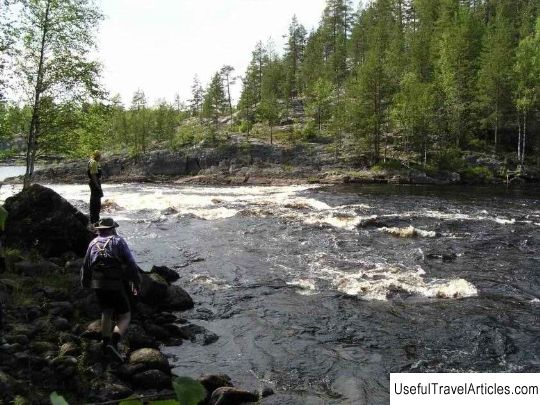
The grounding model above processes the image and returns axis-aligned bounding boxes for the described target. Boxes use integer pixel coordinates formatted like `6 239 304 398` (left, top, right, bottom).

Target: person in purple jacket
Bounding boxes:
81 217 141 362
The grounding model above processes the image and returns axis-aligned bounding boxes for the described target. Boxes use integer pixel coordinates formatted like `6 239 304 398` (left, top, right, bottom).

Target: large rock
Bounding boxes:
161 285 194 311
3 184 93 257
210 387 259 405
128 348 170 374
131 369 171 390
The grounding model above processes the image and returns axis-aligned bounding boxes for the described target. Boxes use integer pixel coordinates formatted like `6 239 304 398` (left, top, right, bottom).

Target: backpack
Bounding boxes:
90 236 123 286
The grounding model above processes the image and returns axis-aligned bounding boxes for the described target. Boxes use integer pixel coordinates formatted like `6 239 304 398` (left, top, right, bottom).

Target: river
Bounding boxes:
1 180 539 404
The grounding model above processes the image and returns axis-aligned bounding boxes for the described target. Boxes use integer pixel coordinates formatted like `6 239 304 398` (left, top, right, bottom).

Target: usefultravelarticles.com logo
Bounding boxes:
390 373 540 405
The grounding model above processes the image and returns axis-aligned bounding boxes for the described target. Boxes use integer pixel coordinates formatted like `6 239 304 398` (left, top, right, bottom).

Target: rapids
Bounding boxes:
1 182 539 404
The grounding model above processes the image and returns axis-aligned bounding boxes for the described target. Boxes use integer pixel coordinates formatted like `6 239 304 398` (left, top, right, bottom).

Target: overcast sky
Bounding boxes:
97 0 328 107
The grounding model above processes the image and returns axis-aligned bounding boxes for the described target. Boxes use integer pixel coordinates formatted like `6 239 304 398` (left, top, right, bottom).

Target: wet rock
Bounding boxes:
48 301 75 318
51 355 78 377
203 332 219 346
126 324 159 350
161 284 194 311
154 312 178 325
3 184 93 257
144 323 171 341
199 374 233 401
14 259 61 276
261 387 274 398
11 323 39 338
128 348 171 374
39 287 69 301
210 387 259 405
0 370 19 398
90 380 133 401
53 317 70 331
65 258 85 274
30 341 57 354
59 342 80 357
152 265 180 283
176 324 205 340
131 369 172 390
139 272 169 305
4 334 29 346
81 320 102 340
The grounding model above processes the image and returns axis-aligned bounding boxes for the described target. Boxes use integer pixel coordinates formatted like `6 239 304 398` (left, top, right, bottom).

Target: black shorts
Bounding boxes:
95 288 130 314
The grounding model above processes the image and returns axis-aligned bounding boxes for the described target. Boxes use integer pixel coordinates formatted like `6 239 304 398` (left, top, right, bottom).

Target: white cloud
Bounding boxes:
97 0 327 106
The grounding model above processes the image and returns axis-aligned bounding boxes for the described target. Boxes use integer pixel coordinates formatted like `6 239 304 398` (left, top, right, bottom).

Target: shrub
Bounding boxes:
435 148 465 171
460 166 493 184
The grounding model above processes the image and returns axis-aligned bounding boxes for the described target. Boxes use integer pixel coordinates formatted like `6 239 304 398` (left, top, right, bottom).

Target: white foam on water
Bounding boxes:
286 279 317 295
290 255 477 301
494 217 515 225
380 225 437 238
190 274 231 291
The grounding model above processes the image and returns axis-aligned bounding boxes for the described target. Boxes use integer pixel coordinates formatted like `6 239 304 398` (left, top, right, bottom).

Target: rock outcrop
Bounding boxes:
2 184 93 257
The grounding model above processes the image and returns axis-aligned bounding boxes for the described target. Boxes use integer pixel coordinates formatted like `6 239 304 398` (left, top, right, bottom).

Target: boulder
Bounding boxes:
128 348 170 374
210 387 259 405
3 184 93 257
199 374 233 402
161 285 194 311
14 259 61 276
139 272 169 305
126 324 159 350
81 320 102 340
151 265 180 283
131 369 171 390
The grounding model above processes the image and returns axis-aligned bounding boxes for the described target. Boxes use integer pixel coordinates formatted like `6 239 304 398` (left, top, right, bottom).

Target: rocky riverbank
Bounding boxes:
0 185 271 404
4 143 538 186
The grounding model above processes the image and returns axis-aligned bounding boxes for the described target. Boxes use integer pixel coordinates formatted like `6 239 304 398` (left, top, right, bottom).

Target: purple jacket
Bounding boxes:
81 235 140 289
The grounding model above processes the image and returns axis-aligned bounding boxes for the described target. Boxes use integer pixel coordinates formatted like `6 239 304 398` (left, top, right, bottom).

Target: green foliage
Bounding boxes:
460 166 493 183
173 121 205 149
172 377 207 405
49 392 69 405
435 148 465 172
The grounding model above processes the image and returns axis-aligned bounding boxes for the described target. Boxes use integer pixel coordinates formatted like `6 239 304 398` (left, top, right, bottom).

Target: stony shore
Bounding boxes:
4 143 538 187
0 185 270 404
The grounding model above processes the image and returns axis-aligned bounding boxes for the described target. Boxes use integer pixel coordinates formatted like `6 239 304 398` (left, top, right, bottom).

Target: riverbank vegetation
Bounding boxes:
1 0 539 181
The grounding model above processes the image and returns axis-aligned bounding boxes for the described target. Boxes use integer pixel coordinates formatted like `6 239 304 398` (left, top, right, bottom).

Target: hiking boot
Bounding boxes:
105 344 124 363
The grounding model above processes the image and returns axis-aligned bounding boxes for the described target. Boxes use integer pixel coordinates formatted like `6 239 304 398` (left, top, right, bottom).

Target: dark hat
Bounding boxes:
93 217 119 229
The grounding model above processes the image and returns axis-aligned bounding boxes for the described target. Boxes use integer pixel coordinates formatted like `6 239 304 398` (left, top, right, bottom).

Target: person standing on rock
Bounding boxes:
81 217 141 362
88 150 103 225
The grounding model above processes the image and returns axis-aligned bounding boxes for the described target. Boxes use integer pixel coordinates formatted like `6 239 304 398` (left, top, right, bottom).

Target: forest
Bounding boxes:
1 0 540 177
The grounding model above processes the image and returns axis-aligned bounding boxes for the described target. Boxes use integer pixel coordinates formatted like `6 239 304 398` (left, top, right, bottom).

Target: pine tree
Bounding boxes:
130 89 149 153
476 4 514 151
202 72 227 141
320 0 353 85
189 75 204 117
219 65 236 123
284 15 307 100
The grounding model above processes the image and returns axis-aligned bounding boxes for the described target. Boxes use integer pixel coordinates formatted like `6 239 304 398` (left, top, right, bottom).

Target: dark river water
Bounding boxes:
2 182 539 404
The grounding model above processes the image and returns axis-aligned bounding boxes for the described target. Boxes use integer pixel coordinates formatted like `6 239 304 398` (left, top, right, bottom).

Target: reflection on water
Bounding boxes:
1 182 539 404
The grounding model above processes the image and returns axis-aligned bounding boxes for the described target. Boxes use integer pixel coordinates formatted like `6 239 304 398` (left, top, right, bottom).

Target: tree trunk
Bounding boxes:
494 100 498 152
521 110 527 166
517 111 522 163
24 0 51 189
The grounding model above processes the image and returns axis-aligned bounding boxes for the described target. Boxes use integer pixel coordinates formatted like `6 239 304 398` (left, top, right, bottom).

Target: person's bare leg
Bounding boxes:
113 311 131 336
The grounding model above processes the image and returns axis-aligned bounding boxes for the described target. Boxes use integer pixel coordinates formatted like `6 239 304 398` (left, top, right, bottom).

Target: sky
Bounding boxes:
97 0 328 107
